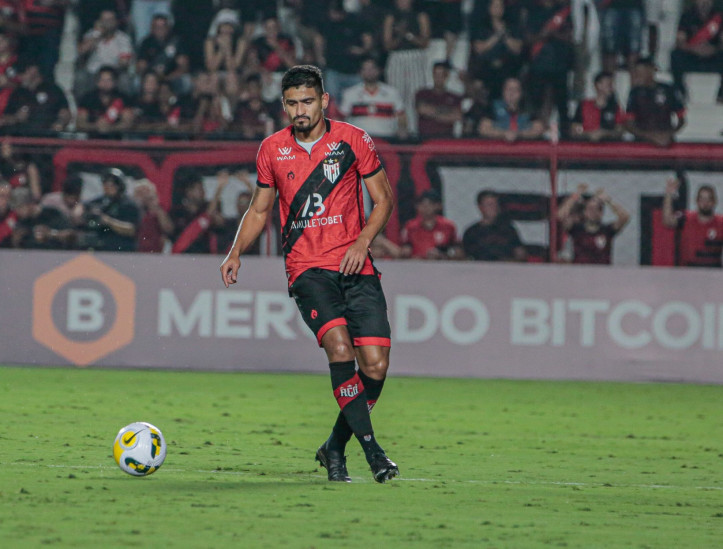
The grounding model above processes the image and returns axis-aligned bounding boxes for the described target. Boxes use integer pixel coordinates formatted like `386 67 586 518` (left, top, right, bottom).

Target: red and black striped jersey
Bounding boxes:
256 118 383 284
19 0 66 35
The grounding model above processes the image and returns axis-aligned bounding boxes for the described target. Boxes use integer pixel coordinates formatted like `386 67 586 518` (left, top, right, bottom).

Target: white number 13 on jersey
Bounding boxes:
301 193 325 218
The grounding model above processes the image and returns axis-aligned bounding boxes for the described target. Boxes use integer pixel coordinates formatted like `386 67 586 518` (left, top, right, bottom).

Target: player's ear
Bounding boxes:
321 92 329 111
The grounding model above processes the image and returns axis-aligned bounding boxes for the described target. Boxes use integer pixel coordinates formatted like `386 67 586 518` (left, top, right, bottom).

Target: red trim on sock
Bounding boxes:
333 373 365 410
317 317 347 346
353 336 391 347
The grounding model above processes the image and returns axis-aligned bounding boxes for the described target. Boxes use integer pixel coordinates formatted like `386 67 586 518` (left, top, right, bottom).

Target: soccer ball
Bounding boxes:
112 422 167 476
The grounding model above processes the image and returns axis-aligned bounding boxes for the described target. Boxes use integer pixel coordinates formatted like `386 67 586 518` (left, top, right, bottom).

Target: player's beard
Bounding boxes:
293 115 316 134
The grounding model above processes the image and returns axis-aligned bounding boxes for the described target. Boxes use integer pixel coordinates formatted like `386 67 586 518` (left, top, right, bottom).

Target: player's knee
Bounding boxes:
362 357 389 380
325 340 355 362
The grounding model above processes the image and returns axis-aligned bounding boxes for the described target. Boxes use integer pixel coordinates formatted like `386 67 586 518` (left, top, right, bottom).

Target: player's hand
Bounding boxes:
339 240 368 275
220 254 241 288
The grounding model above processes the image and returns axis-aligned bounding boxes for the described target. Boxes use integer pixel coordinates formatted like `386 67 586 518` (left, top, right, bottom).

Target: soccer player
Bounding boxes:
220 65 399 483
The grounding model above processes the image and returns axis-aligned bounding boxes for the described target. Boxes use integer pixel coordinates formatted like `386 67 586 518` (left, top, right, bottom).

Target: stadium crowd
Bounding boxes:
0 0 721 265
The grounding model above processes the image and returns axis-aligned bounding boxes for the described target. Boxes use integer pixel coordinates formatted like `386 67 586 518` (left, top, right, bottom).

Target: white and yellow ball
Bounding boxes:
113 422 167 476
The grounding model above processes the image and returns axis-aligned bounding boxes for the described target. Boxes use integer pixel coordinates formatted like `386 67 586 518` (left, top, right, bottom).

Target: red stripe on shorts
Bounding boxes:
353 337 391 347
317 317 347 346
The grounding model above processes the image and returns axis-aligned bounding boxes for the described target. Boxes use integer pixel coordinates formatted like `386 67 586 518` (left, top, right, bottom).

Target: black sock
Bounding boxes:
329 360 375 450
328 369 386 452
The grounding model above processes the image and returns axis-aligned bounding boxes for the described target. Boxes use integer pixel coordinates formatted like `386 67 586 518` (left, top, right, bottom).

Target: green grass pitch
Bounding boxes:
1 365 722 548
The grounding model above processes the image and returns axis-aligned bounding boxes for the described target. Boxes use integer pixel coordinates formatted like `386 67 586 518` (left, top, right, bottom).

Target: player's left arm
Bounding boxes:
339 169 395 275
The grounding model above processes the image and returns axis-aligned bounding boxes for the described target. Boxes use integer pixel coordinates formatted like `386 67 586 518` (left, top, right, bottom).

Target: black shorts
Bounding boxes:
290 267 391 348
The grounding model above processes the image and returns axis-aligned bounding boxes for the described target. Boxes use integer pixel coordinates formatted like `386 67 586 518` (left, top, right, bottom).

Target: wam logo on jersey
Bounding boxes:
323 158 341 184
277 146 295 161
326 141 344 157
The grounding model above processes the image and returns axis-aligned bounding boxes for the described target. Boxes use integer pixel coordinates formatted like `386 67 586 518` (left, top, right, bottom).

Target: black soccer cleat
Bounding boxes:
315 443 351 482
368 452 399 483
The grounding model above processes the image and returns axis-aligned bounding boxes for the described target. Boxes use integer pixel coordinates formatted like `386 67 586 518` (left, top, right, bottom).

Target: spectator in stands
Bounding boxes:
75 9 134 97
524 0 574 136
0 181 14 246
0 33 19 86
204 9 248 76
400 190 460 259
39 174 84 228
190 72 232 136
0 140 41 201
423 0 464 63
383 0 431 134
314 0 372 102
76 66 136 135
599 0 644 73
670 0 723 102
478 77 545 141
131 0 172 45
136 13 190 95
18 0 67 82
461 78 490 137
10 186 76 249
133 70 165 132
0 2 23 36
415 61 463 138
0 62 70 132
78 168 139 252
76 0 130 37
249 15 297 87
216 171 261 255
467 0 524 100
157 80 196 133
171 0 216 72
226 73 276 139
133 178 173 253
339 57 408 139
462 189 527 261
557 183 630 264
662 177 723 267
170 171 227 254
625 57 686 147
570 71 624 141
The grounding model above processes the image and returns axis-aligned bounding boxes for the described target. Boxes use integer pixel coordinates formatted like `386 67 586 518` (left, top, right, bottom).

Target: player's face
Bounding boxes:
697 189 716 216
282 86 329 137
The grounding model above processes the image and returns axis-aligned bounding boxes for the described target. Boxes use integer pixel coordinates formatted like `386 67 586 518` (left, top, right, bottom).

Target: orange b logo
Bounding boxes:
32 255 136 366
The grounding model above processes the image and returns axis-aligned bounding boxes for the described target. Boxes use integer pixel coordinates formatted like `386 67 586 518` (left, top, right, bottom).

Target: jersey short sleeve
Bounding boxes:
352 127 382 178
255 139 275 188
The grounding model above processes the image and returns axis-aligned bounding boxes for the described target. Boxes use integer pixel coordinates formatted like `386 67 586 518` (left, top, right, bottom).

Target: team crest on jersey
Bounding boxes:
277 146 295 161
595 235 607 249
708 228 717 240
323 158 341 184
326 141 344 157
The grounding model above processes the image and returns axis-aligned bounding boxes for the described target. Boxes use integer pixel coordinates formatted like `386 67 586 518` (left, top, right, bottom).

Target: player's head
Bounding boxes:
696 185 717 216
281 65 329 135
476 190 500 222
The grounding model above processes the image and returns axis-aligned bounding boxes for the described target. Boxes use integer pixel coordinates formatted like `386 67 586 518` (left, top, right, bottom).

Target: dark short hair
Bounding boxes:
594 71 613 85
433 61 452 72
476 189 498 205
281 65 324 96
97 65 118 80
62 175 83 196
418 190 441 203
101 168 126 192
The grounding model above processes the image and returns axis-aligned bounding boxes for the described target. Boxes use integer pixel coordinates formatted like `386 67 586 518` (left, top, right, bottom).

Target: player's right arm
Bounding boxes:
220 185 276 287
